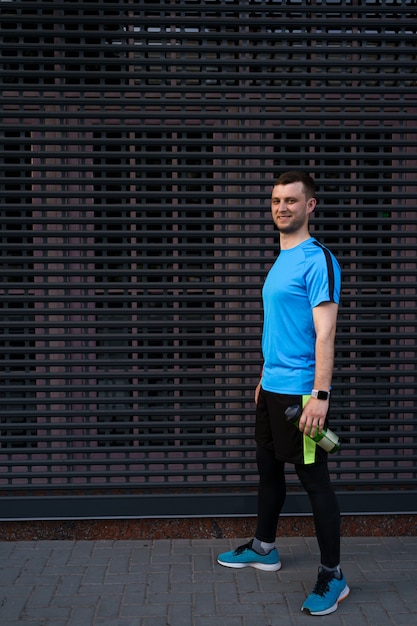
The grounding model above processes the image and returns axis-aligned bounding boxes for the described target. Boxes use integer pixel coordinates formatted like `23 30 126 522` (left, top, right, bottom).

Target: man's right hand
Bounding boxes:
255 381 261 404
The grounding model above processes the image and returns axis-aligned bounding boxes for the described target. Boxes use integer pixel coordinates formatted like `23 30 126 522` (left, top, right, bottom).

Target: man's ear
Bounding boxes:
307 197 317 214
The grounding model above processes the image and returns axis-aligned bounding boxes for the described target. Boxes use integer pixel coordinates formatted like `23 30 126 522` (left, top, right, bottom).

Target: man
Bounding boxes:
217 171 349 616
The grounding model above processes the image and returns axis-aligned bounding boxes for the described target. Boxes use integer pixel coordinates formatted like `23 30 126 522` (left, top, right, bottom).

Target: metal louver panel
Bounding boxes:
0 0 416 519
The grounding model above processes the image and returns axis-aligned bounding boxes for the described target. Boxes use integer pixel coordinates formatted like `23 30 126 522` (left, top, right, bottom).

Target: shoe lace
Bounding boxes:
234 540 254 555
312 569 334 597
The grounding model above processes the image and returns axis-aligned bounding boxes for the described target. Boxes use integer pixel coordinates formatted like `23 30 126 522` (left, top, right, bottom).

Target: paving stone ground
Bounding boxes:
0 536 416 625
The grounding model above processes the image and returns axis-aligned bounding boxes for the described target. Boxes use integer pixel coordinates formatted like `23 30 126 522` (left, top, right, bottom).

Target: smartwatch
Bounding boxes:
311 389 330 400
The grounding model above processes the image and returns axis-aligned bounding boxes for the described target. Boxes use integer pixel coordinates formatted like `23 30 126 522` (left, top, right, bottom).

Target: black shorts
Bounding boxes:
255 387 328 465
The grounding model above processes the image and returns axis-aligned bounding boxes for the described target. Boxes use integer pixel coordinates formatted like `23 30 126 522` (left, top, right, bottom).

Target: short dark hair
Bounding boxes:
274 171 316 199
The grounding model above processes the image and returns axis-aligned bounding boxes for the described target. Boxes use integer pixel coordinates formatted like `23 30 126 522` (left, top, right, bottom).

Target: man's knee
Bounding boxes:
256 444 282 475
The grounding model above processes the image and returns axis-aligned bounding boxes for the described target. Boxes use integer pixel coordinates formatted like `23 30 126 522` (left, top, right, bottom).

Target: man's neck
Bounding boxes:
279 232 312 250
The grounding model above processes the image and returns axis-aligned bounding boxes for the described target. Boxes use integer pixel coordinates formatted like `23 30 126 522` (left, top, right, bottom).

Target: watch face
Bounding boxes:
317 390 329 400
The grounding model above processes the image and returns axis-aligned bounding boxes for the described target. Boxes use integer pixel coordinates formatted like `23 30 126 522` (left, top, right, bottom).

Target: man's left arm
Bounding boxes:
298 301 339 438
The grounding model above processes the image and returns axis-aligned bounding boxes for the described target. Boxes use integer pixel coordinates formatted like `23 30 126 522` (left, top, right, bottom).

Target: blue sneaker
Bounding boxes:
302 567 350 616
217 539 281 571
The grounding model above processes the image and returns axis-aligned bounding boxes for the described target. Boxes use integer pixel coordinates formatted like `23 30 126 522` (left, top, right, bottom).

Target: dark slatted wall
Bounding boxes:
1 0 416 519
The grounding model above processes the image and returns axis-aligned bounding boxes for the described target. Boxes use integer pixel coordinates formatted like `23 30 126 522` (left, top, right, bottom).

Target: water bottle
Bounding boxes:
284 404 341 453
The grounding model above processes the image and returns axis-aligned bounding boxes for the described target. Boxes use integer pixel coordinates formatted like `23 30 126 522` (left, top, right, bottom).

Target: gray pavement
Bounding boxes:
0 536 416 625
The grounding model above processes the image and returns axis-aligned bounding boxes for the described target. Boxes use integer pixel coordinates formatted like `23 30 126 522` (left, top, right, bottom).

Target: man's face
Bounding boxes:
271 181 316 234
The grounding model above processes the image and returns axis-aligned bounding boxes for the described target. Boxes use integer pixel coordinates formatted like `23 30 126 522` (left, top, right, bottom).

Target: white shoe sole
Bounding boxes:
217 558 282 572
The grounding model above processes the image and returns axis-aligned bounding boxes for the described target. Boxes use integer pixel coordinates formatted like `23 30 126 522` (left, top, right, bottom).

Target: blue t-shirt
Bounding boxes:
261 237 341 395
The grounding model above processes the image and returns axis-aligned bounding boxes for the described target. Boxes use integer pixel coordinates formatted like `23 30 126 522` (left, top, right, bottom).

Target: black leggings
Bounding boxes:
255 445 341 568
